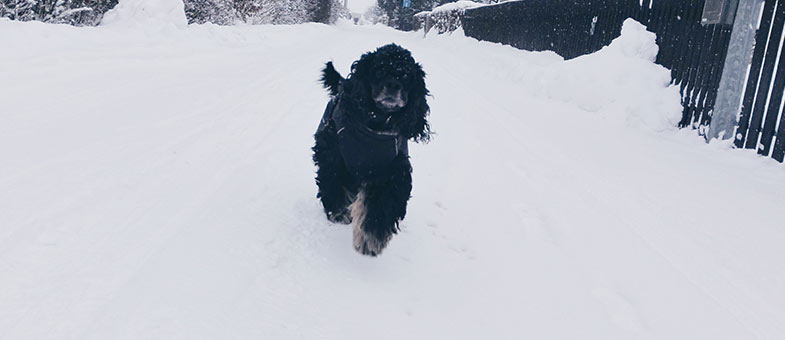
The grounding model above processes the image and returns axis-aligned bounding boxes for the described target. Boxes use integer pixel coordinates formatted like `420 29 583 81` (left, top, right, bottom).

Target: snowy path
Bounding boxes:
1 19 785 340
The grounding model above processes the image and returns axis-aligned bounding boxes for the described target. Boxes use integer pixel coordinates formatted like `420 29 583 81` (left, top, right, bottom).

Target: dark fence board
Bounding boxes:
746 0 784 150
757 0 785 156
772 8 785 162
772 97 785 161
763 44 785 158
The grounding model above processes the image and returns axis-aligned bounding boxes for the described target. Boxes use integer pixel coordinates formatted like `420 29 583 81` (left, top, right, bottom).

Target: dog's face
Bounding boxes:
352 44 422 115
359 46 419 117
344 44 431 142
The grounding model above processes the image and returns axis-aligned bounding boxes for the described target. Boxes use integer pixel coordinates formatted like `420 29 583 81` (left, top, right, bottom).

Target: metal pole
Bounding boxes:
708 0 765 141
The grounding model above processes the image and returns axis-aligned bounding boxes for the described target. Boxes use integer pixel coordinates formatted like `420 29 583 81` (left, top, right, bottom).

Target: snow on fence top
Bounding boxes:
430 0 487 14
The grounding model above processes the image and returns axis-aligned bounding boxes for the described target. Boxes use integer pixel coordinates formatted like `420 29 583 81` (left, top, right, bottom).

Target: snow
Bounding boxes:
430 0 487 14
101 0 187 28
545 21 680 130
346 0 376 13
2 13 785 340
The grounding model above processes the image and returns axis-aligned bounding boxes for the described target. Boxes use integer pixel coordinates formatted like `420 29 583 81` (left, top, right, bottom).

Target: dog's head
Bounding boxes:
325 44 431 142
357 45 416 113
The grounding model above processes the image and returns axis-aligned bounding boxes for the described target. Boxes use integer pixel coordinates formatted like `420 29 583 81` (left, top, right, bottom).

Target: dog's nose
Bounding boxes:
385 81 401 91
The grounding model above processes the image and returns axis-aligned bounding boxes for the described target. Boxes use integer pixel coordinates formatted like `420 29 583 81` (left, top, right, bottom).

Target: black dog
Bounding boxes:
313 44 431 256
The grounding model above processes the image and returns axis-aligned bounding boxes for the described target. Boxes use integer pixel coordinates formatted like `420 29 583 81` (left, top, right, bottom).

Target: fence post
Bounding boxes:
708 0 764 141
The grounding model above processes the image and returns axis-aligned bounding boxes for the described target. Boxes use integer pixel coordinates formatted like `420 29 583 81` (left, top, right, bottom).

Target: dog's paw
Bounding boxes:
327 210 352 224
353 229 391 257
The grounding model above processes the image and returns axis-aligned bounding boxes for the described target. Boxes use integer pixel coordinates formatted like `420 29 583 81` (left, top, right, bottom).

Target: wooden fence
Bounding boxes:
735 0 785 161
462 0 639 60
461 0 785 162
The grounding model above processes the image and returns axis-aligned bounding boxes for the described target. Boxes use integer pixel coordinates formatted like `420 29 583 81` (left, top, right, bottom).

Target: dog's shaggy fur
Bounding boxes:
313 44 431 256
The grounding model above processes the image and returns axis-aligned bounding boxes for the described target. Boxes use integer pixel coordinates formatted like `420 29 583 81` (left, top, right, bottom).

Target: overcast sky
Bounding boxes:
346 0 377 13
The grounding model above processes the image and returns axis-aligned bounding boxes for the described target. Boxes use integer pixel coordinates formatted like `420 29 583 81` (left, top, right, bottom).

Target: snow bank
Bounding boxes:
438 19 680 132
536 19 681 131
101 0 187 28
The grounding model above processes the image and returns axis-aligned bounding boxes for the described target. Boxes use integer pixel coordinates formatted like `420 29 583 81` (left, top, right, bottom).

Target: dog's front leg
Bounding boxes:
351 155 413 256
313 131 355 224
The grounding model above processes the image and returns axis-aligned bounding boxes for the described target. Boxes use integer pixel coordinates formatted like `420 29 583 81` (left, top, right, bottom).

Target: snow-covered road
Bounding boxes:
1 11 784 340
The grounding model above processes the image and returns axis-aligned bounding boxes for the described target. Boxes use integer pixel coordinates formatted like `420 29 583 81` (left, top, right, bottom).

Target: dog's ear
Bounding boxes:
401 64 431 143
350 50 375 84
321 62 344 97
345 52 374 106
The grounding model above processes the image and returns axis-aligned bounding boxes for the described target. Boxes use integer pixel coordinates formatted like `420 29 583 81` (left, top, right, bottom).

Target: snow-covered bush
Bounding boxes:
376 0 437 30
0 0 119 26
421 0 485 33
377 0 496 31
183 0 349 25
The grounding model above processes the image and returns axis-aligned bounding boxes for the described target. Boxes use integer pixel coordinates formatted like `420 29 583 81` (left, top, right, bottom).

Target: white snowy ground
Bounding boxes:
2 5 785 340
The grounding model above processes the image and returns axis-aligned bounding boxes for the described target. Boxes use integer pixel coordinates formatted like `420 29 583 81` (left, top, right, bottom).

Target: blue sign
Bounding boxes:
403 0 411 8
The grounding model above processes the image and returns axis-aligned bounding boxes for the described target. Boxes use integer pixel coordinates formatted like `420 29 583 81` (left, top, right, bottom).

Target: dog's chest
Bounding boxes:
337 125 404 178
321 100 407 178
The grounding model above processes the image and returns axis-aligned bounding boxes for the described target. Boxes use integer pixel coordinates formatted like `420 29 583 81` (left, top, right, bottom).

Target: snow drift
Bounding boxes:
535 20 682 131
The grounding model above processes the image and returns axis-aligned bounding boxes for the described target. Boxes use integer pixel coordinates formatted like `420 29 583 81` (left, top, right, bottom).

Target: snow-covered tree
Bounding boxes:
256 0 307 24
182 0 348 25
363 4 385 25
0 0 118 26
234 0 262 23
311 0 348 24
376 0 445 30
184 0 238 25
1 0 348 26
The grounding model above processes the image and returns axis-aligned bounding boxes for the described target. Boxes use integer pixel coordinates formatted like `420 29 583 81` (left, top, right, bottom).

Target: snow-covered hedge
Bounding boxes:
0 0 119 26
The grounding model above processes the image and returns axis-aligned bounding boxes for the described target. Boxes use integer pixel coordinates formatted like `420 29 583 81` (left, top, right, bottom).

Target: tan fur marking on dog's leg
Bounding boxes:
350 190 367 234
350 190 391 256
350 190 369 253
